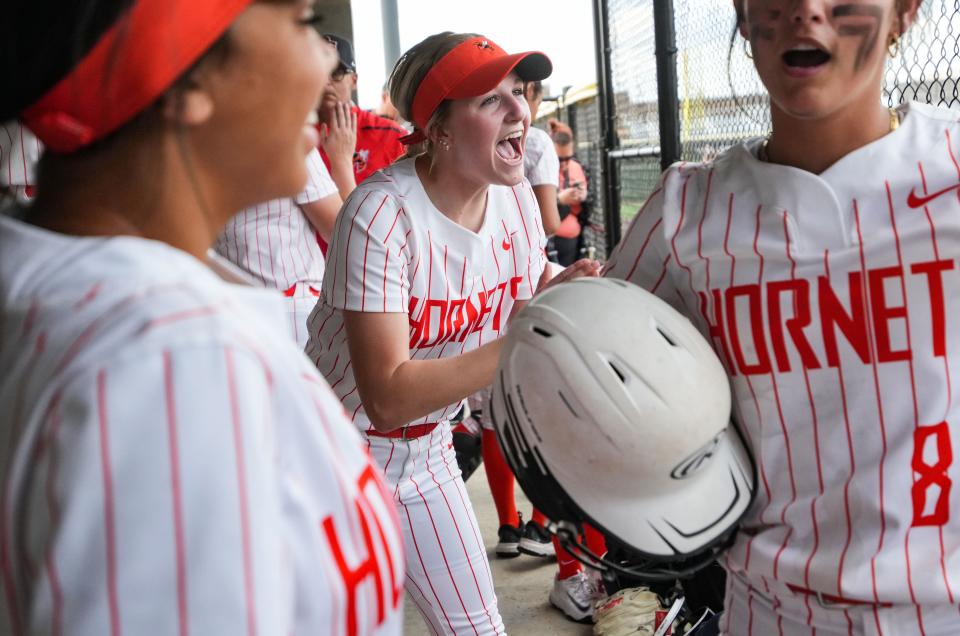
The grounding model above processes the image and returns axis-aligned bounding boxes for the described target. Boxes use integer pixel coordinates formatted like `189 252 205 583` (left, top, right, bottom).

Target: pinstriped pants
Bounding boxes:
721 569 960 636
285 284 322 349
366 423 506 635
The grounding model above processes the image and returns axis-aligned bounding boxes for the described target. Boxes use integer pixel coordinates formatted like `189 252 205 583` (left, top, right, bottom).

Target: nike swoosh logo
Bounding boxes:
565 592 590 612
502 238 512 251
907 182 960 209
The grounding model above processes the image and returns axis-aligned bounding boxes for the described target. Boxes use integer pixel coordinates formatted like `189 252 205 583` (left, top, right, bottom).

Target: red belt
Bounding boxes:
282 283 321 297
365 423 439 440
786 584 892 608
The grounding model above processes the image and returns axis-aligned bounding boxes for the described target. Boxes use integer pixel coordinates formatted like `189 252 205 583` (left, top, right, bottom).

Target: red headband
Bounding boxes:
399 36 551 145
21 0 252 154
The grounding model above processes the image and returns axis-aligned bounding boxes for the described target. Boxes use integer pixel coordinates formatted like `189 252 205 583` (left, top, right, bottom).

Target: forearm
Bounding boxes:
533 184 560 237
356 338 503 432
299 195 340 243
328 159 357 201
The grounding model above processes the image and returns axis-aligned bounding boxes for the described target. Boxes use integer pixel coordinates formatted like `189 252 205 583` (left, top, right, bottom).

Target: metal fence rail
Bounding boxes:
580 0 960 255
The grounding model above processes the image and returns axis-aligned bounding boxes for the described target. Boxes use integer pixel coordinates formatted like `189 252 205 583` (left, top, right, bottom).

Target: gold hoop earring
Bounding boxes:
743 37 753 59
887 35 900 57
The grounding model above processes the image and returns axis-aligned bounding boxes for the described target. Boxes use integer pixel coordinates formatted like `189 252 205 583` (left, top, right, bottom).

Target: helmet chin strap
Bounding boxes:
549 519 739 583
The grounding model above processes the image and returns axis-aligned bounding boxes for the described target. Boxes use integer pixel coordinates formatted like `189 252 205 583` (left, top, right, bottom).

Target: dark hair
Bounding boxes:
0 0 242 215
0 1 137 123
525 80 543 99
1 1 234 151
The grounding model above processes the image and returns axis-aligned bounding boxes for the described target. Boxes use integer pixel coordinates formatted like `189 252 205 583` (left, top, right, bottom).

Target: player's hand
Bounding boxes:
319 101 357 168
547 118 570 137
535 258 601 295
558 187 585 205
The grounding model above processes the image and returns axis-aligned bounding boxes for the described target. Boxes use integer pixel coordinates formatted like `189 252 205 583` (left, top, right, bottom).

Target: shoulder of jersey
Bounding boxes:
647 154 727 210
663 154 714 184
351 156 412 196
523 126 549 158
526 126 550 144
8 237 276 363
904 100 960 125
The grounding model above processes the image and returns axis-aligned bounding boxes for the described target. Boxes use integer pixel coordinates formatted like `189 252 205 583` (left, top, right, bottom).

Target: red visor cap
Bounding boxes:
401 37 552 145
22 0 253 154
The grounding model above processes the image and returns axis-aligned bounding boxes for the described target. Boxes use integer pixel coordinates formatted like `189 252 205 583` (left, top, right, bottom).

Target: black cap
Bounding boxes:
324 34 356 73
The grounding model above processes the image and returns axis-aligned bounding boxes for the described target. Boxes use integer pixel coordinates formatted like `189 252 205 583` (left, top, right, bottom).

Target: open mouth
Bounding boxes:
496 130 523 162
782 44 831 69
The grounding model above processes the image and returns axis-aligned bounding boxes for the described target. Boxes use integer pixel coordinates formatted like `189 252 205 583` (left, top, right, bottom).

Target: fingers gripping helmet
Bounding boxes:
490 278 756 581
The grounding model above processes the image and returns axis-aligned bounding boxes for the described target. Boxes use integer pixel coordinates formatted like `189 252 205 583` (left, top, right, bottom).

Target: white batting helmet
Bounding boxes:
490 277 755 580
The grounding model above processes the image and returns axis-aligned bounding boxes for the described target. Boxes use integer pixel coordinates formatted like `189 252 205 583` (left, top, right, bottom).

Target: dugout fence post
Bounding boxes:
380 0 401 76
653 0 681 171
592 0 623 252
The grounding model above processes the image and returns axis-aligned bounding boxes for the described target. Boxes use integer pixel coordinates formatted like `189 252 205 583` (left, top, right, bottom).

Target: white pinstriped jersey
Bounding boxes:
0 212 404 635
215 148 337 290
1 122 41 203
604 102 960 607
523 127 559 188
306 157 548 431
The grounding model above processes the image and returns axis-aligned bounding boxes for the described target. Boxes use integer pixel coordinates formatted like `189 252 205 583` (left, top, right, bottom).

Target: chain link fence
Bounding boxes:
568 96 610 258
674 0 768 163
535 92 613 258
606 0 663 237
886 0 960 105
599 0 960 241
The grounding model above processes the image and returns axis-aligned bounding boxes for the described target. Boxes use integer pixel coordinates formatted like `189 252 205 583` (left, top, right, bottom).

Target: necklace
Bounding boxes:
758 107 900 162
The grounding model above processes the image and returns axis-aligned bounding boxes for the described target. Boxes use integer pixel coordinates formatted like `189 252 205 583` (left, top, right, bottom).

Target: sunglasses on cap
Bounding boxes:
324 34 356 81
331 66 354 81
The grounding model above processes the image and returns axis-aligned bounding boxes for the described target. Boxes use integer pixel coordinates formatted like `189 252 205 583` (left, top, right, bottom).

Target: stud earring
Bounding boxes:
887 34 900 57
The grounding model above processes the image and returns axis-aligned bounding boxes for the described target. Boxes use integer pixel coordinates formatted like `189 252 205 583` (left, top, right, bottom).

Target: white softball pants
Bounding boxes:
366 423 505 635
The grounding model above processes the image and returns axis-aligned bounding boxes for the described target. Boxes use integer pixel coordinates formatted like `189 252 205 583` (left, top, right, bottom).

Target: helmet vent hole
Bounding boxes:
608 360 627 384
558 390 580 418
657 326 677 347
532 326 553 338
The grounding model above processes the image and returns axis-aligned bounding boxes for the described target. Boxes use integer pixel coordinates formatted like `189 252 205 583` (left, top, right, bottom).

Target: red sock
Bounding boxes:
555 539 582 579
531 508 547 526
584 523 608 558
555 524 607 580
482 429 519 527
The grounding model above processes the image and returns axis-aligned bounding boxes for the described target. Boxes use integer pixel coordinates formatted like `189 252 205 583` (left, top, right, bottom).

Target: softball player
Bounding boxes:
605 0 960 632
306 32 599 634
1 1 403 634
215 148 341 347
0 121 41 203
522 81 561 236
